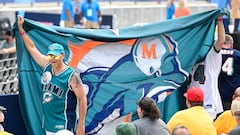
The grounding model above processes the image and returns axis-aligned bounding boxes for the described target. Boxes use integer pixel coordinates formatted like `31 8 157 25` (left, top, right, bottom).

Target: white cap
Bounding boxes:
55 130 74 135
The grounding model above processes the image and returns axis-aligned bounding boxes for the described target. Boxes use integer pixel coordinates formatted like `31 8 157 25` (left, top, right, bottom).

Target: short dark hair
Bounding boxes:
137 97 160 120
172 125 191 135
189 101 203 107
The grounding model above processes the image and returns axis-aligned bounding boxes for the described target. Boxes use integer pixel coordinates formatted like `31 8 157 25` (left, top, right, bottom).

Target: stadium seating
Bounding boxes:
0 52 18 94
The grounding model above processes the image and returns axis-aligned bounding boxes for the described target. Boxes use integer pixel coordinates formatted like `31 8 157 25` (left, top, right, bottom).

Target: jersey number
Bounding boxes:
193 64 205 84
222 57 234 76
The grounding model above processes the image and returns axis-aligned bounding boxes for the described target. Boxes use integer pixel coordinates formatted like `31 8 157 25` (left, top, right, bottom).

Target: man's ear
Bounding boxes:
186 99 190 108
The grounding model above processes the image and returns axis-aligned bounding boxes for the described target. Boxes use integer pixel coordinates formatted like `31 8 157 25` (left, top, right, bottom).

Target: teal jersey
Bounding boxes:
41 64 77 133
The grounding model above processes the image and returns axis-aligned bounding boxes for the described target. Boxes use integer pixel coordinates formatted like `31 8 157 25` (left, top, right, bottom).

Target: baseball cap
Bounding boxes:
184 87 204 102
231 99 240 115
47 43 65 56
114 122 137 135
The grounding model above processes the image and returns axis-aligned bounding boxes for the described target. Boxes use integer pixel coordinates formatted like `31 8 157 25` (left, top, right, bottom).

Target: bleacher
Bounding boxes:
0 15 18 95
0 52 18 94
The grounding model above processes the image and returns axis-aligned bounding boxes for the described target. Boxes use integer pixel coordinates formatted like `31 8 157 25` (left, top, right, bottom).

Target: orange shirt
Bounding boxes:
174 7 191 18
214 110 238 134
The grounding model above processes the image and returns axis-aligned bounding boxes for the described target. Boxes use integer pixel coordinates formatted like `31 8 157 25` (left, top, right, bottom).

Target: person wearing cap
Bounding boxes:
228 98 240 135
167 87 217 135
0 106 13 135
0 30 16 53
132 97 170 135
166 0 175 20
214 87 240 135
17 16 87 135
113 122 136 135
61 0 75 28
189 16 225 120
79 0 102 29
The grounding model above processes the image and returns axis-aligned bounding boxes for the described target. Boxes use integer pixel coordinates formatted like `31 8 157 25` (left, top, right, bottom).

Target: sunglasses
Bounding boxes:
47 55 60 60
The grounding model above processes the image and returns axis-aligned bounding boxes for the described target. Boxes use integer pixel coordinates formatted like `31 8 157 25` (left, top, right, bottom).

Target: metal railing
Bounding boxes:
1 0 210 5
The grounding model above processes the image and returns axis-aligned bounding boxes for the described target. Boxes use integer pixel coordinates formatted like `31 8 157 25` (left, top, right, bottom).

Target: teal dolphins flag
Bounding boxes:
13 8 228 135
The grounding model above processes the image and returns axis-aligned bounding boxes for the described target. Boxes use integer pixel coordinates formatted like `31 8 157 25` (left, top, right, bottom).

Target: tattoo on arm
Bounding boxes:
72 72 82 89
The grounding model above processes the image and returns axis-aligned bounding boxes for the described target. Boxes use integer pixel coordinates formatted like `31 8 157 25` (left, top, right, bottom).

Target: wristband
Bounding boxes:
217 18 222 22
20 31 26 35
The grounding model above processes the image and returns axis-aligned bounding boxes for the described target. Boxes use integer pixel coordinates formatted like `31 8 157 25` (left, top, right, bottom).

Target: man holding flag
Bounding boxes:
17 16 87 135
189 16 225 120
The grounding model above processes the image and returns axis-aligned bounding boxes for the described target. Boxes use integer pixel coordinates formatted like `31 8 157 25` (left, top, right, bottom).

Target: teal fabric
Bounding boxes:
42 64 76 133
13 8 228 135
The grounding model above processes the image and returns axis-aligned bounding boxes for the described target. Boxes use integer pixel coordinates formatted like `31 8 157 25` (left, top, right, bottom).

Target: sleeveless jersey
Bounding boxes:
41 64 77 133
190 47 223 119
218 48 240 102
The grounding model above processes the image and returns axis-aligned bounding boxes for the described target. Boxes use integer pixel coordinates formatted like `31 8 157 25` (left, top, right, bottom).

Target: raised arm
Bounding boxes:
17 16 49 68
214 16 225 52
70 72 87 135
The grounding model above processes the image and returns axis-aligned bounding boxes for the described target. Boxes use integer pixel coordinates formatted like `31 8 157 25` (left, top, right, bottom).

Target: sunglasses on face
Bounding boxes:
47 55 60 60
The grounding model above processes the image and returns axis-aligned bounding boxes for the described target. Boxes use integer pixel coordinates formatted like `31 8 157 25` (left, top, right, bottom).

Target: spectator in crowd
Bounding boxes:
218 34 240 110
166 0 175 19
17 16 87 135
61 0 75 28
113 122 136 135
79 0 102 29
230 0 240 32
74 0 82 14
228 98 240 135
172 125 191 135
0 106 13 135
167 87 217 135
0 106 6 131
189 16 225 120
133 97 170 135
73 0 83 28
230 0 240 18
0 30 16 53
214 87 240 135
174 0 191 18
226 0 231 10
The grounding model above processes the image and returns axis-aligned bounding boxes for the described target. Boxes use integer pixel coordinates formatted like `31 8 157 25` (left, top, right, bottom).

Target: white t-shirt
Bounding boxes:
190 47 223 119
